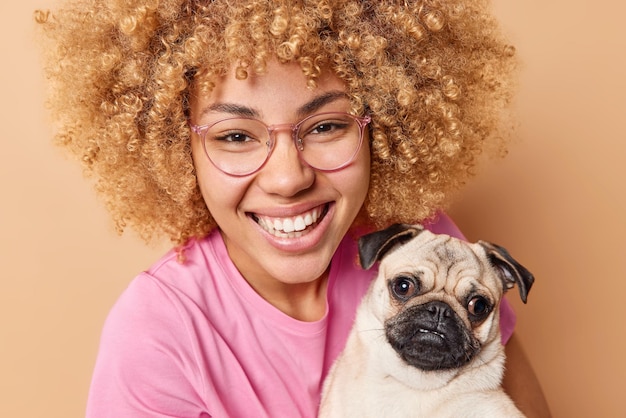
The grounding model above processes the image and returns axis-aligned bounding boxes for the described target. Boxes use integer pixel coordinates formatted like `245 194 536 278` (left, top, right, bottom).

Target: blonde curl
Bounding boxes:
36 0 517 244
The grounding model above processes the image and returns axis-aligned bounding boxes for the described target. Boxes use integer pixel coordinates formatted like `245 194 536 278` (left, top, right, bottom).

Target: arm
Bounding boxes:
503 334 552 417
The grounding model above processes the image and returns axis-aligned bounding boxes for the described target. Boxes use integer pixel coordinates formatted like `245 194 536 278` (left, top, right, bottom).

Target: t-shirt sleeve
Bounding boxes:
424 212 516 344
86 274 210 418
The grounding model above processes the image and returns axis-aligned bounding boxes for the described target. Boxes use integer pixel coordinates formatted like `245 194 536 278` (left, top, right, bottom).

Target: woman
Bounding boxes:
36 0 550 416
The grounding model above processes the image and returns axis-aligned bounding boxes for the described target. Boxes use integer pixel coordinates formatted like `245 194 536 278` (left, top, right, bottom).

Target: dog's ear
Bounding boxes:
358 224 424 270
479 241 535 303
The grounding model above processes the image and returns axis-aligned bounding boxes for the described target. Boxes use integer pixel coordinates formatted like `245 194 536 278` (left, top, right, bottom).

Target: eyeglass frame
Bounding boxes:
188 111 372 177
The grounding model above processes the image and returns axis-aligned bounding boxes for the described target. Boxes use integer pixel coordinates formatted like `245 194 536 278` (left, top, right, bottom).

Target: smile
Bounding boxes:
252 204 328 238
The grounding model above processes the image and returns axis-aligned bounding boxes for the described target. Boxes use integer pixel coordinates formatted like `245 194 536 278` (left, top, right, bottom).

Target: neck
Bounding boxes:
249 273 329 322
219 230 330 322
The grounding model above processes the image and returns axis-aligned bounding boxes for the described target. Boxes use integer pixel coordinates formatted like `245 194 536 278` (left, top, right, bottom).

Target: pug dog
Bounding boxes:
319 224 534 418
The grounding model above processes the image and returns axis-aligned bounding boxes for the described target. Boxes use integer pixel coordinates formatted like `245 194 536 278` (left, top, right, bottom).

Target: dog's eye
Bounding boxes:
467 296 491 319
390 276 419 301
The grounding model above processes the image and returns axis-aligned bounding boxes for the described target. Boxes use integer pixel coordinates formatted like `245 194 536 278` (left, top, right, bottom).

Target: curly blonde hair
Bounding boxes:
35 0 517 244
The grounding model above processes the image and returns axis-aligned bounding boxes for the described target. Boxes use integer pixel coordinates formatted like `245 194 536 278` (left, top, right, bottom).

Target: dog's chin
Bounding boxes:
385 302 480 372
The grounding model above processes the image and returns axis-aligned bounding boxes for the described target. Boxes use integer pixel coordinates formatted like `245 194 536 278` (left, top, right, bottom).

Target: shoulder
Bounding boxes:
94 231 230 369
146 230 226 283
87 270 208 415
86 235 230 416
423 211 467 240
331 233 375 288
327 235 377 322
104 231 231 338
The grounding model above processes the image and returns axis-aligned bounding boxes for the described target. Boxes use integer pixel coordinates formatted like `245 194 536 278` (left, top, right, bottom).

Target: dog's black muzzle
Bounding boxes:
385 301 480 371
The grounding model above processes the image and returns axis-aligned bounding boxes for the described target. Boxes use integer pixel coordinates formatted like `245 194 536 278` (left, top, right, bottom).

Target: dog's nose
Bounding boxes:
424 301 452 321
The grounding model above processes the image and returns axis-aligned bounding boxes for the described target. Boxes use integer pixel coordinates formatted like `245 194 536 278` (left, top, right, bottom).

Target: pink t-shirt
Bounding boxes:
86 214 515 417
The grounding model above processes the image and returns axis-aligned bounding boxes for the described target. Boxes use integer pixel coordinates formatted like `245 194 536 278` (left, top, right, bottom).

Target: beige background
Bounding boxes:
1 0 624 416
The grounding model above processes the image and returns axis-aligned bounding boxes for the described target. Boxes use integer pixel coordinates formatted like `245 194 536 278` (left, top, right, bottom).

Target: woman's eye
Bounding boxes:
311 123 335 134
215 132 254 143
467 296 491 318
390 276 419 301
308 121 348 135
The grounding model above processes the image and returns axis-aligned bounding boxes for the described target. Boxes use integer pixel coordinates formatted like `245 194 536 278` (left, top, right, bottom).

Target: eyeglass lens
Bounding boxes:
200 113 366 176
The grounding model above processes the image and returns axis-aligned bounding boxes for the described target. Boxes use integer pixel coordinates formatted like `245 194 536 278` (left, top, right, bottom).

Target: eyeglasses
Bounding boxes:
189 112 371 176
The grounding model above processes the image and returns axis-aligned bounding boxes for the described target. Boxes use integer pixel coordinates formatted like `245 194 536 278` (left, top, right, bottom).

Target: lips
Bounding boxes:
418 328 446 340
251 204 328 238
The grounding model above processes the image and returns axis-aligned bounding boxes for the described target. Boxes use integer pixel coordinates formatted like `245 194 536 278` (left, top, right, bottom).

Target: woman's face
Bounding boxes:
189 61 370 290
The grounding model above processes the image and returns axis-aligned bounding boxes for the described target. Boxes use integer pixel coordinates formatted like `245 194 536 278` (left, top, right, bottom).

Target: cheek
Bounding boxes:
325 162 370 220
344 141 371 201
473 313 499 343
191 140 247 214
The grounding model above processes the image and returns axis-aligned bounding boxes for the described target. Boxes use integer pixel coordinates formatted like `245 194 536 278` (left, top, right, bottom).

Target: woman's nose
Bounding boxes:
255 130 315 197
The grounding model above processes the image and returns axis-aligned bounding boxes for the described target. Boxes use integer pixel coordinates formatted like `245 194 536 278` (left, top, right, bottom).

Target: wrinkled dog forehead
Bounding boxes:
379 232 501 295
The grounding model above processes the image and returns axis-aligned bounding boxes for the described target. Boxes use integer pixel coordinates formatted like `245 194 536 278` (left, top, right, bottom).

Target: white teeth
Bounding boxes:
294 216 306 232
256 206 325 237
283 218 295 233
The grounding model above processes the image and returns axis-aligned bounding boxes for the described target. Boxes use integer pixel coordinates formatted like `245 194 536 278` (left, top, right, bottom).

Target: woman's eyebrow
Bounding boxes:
199 103 259 119
198 90 349 121
295 90 349 117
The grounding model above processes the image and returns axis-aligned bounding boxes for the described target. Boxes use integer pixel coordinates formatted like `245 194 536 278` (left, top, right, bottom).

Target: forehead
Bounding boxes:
190 60 349 122
386 233 478 263
381 234 492 288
